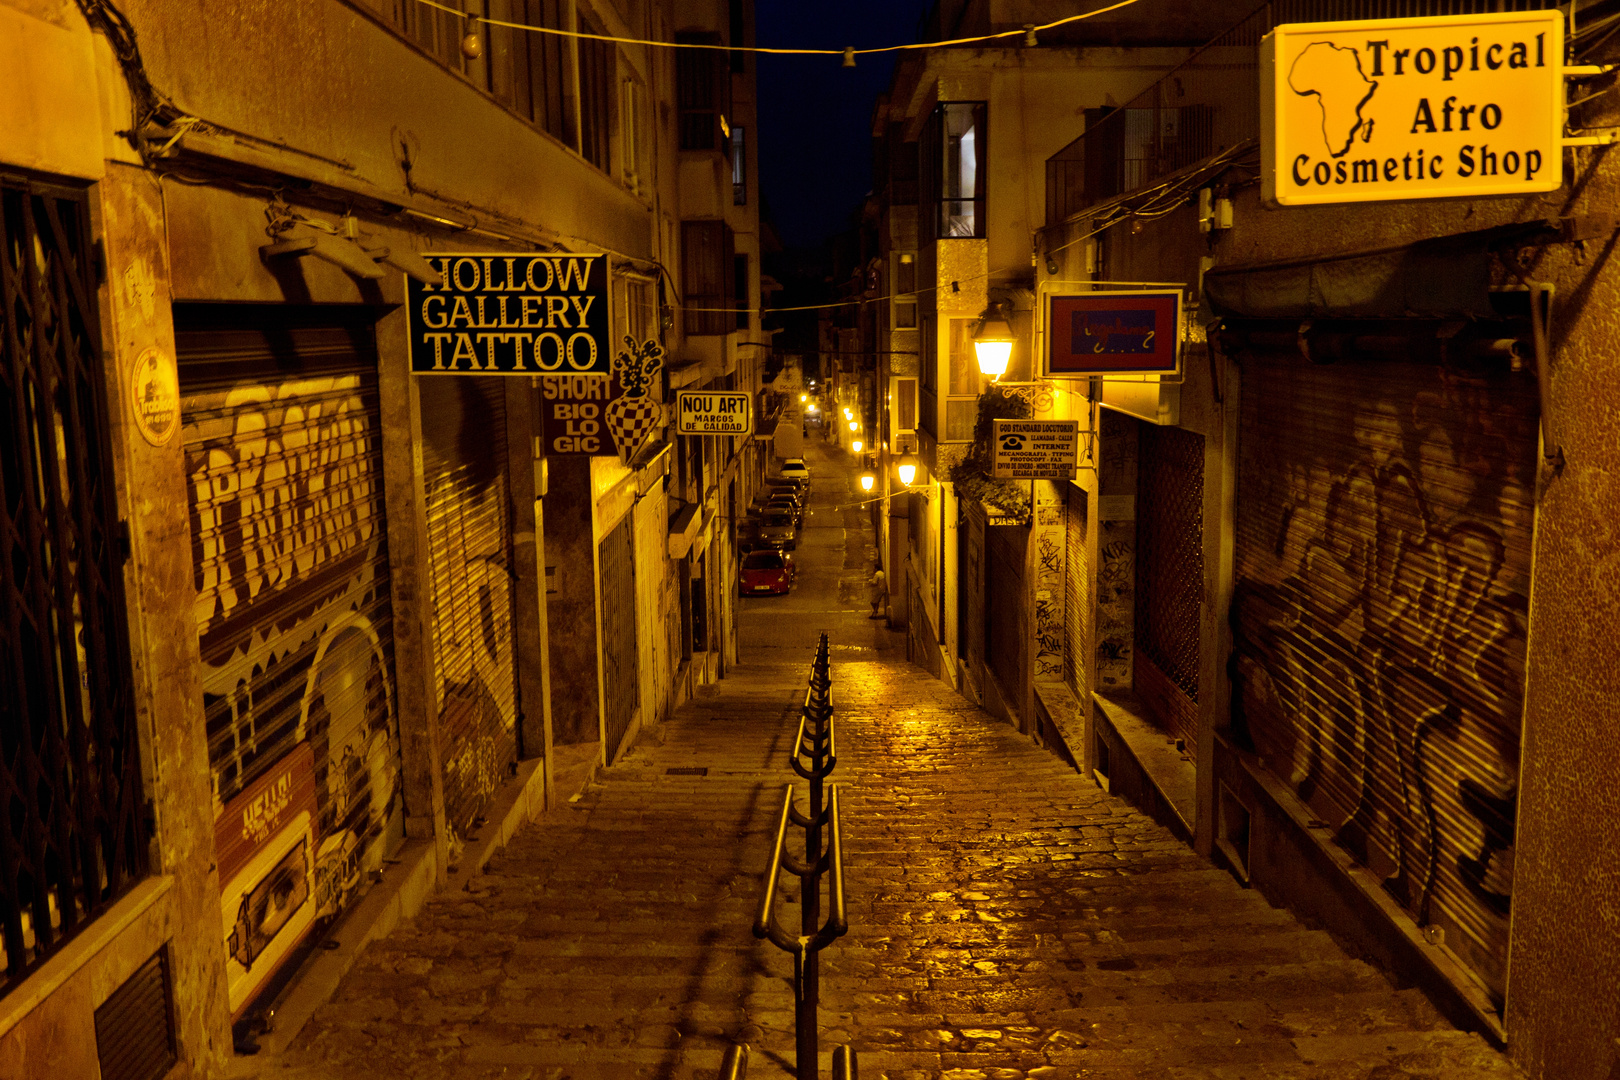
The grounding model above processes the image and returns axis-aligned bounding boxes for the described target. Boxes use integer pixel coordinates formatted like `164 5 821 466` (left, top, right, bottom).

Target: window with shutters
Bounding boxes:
621 73 648 192
676 31 729 151
944 318 980 442
734 253 751 331
682 220 736 337
918 314 938 440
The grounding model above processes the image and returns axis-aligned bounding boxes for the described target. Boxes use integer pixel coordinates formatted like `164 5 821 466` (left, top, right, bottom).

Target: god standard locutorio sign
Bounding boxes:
407 252 611 375
1262 11 1563 206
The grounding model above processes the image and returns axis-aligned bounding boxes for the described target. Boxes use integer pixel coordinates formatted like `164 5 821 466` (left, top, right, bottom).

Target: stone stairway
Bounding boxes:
255 660 1521 1080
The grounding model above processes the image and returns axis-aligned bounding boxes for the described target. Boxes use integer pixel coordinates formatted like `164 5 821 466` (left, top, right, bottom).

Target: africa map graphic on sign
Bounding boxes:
1289 42 1378 156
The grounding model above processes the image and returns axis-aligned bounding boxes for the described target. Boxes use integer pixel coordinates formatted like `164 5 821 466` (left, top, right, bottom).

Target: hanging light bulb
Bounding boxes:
972 301 1015 379
461 17 484 59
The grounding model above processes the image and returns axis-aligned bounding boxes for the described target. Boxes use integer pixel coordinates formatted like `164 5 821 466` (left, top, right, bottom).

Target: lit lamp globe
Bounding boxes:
859 472 876 492
851 439 863 453
800 393 807 402
843 407 853 420
848 420 859 432
897 456 918 486
972 301 1015 380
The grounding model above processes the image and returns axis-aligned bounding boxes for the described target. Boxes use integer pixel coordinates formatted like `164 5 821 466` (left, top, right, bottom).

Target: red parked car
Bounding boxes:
739 548 795 596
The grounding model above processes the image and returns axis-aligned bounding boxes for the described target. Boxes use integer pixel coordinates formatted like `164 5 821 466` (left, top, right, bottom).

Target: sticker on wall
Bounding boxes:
130 345 179 446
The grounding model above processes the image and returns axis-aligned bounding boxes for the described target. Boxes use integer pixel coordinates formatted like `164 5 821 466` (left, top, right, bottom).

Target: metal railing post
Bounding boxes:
749 634 856 1080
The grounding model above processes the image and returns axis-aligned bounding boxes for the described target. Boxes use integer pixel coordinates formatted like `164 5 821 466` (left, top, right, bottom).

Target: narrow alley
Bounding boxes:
246 445 1520 1080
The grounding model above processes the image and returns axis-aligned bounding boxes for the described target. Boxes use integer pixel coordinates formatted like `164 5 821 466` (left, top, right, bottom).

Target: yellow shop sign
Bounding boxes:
1262 11 1564 206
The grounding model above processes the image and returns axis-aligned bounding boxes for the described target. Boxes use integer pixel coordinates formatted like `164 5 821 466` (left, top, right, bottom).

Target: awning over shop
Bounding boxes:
1203 221 1557 321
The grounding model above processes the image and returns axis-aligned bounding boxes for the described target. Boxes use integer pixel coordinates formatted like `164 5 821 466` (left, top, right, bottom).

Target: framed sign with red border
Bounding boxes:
1044 290 1181 377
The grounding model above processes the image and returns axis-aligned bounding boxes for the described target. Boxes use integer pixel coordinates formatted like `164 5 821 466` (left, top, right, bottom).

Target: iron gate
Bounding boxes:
0 176 148 996
1135 422 1204 748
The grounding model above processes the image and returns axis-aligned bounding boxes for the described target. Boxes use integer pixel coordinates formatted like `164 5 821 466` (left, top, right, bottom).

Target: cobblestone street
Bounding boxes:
247 658 1522 1080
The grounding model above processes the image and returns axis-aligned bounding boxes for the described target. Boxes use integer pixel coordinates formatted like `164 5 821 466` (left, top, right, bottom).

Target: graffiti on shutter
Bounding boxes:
600 514 639 762
179 317 403 1016
420 377 518 836
1232 352 1536 1005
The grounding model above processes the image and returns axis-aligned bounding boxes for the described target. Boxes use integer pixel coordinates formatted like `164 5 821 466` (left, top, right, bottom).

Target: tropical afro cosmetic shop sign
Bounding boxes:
1262 10 1563 206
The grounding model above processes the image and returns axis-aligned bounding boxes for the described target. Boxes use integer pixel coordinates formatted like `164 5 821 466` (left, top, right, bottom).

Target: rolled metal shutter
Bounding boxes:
1064 484 1088 700
599 514 638 763
178 315 404 1014
1135 423 1204 748
984 526 1025 698
419 377 518 835
1232 350 1536 1004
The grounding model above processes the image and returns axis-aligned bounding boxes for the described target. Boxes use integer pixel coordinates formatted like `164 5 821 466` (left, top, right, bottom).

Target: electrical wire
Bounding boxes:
414 0 1144 56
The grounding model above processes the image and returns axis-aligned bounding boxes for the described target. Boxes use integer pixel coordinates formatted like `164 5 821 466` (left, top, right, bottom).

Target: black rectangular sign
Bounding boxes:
407 252 611 376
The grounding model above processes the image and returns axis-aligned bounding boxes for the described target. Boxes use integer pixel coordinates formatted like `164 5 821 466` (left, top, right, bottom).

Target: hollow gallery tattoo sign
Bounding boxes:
1261 11 1563 206
407 252 611 375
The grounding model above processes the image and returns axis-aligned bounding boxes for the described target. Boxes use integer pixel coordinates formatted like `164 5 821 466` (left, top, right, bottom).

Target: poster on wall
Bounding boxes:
407 253 611 376
1044 291 1181 377
536 337 665 463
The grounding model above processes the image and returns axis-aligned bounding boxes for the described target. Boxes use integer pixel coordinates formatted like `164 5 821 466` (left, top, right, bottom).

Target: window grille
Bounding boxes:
1135 423 1205 705
0 175 149 998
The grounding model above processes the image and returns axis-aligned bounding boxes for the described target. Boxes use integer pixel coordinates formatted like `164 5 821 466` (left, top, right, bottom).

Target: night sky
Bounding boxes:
755 0 936 251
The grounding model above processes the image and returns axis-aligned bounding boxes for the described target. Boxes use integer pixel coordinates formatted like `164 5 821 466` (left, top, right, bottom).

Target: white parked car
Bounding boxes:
779 458 809 482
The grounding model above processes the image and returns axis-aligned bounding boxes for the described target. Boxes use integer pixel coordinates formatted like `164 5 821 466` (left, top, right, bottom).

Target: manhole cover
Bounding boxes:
666 767 708 776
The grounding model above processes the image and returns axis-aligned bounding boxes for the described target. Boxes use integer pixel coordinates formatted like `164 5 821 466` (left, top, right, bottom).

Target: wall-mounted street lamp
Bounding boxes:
800 393 808 402
851 439 863 454
896 454 918 487
971 301 1015 380
843 407 853 420
859 472 876 492
848 420 859 432
971 299 1052 411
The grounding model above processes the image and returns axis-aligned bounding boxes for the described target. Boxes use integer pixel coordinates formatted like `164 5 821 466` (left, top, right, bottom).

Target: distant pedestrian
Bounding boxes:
867 568 887 619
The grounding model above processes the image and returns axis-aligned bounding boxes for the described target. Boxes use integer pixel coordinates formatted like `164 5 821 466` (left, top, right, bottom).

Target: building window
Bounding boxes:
677 31 729 151
892 252 916 329
926 102 987 239
734 253 751 331
577 14 614 171
479 0 576 148
891 376 918 435
918 314 938 440
729 0 747 73
682 220 736 336
944 317 979 442
731 126 747 205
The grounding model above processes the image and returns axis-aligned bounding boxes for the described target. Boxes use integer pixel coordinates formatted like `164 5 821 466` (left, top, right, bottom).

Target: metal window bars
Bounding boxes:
731 634 856 1080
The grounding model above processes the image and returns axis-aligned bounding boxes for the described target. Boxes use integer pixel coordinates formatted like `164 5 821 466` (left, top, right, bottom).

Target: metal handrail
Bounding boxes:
721 1043 750 1079
832 1044 857 1080
753 784 846 952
